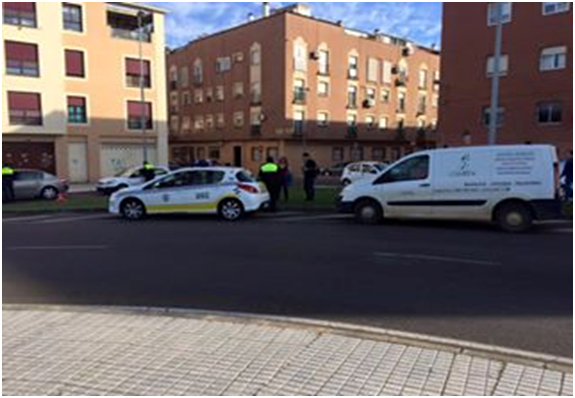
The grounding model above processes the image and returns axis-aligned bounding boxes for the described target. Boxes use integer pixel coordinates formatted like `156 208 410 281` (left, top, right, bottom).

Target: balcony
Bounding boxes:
110 27 151 42
293 122 305 137
346 126 358 139
169 81 178 91
395 77 407 87
107 7 153 43
250 125 262 137
250 93 262 106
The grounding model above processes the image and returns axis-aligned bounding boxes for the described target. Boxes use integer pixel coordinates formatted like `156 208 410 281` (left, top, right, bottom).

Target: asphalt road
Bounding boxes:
3 212 573 357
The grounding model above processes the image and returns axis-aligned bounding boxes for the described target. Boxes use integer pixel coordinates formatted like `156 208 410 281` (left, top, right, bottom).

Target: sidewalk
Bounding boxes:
3 306 572 396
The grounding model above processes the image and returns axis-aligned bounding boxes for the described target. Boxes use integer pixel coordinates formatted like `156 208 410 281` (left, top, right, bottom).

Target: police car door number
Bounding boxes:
195 192 209 200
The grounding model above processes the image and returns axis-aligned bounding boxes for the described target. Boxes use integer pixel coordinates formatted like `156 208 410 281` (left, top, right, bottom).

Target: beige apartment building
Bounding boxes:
2 2 168 183
167 4 440 175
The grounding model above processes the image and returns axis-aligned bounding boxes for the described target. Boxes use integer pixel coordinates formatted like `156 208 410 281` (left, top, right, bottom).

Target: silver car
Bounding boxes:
6 169 68 201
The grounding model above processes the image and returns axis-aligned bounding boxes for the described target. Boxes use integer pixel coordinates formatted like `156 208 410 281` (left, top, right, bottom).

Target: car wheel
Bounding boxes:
342 179 352 186
354 199 383 225
120 198 146 221
495 202 533 233
218 198 244 221
41 186 59 200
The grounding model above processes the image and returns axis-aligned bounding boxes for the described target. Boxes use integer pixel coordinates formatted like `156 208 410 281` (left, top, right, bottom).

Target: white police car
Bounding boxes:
109 167 269 221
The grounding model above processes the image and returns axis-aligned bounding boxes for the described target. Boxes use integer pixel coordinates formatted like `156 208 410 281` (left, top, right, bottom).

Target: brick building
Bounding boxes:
439 2 572 156
167 4 440 175
2 2 168 183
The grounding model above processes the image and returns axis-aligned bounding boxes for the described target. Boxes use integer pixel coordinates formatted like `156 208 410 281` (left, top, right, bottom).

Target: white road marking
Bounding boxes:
6 245 108 251
374 252 500 266
32 214 110 224
3 214 55 223
274 214 351 222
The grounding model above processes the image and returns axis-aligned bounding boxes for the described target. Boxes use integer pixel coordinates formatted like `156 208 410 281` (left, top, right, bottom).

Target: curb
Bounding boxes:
3 304 572 373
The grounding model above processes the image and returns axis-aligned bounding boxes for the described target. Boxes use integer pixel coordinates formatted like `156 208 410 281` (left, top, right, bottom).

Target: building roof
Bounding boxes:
169 3 439 55
111 2 168 15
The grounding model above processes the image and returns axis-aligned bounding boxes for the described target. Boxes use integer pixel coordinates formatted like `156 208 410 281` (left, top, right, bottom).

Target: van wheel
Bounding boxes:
120 198 146 221
495 202 533 233
219 198 244 221
354 199 383 225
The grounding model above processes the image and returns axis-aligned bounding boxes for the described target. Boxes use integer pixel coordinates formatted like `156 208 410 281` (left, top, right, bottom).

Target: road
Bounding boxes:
3 212 573 357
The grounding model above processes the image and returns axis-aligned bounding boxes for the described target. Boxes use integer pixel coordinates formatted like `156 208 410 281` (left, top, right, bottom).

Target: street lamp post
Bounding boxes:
137 11 148 163
488 3 504 146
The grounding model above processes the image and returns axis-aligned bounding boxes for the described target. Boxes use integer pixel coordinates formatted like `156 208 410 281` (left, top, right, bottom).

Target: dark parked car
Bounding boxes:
3 169 68 201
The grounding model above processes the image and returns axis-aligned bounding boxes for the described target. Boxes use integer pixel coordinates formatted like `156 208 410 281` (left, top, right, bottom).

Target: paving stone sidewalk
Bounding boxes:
2 307 572 396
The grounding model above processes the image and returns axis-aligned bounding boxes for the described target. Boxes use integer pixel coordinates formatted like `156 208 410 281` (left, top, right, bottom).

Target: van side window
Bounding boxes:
375 155 429 184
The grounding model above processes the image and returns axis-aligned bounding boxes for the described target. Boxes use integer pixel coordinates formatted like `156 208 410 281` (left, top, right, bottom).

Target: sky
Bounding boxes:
149 2 443 50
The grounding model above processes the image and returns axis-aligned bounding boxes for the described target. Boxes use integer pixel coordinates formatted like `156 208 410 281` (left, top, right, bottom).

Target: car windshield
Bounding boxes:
236 170 257 183
374 164 387 172
113 168 134 177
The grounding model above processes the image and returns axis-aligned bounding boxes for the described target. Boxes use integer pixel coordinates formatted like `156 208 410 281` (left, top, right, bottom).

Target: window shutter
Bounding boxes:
67 96 85 107
5 41 38 61
8 92 40 110
65 50 84 76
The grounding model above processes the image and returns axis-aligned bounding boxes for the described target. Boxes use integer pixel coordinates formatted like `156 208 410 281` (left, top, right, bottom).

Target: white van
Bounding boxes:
337 145 563 232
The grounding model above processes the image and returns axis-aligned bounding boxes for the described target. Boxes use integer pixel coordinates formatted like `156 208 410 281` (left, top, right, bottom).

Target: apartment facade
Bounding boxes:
439 2 572 155
167 4 440 175
2 2 168 183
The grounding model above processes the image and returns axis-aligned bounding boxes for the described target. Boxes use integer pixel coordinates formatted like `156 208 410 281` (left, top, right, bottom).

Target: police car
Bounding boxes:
109 167 270 221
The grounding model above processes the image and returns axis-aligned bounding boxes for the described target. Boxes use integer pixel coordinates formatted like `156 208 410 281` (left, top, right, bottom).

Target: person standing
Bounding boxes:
562 150 573 199
278 157 292 202
302 153 318 201
142 161 155 182
2 164 15 202
259 157 281 211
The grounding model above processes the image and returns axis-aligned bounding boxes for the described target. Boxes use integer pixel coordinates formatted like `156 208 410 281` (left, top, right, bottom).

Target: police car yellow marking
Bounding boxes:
146 195 239 214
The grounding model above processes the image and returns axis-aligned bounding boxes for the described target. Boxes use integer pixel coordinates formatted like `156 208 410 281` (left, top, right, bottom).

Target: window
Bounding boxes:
205 87 213 102
251 82 261 104
8 92 42 125
347 114 358 137
63 3 82 32
193 59 203 84
418 69 427 89
127 101 152 130
486 55 509 76
482 107 505 127
366 87 376 101
376 155 429 184
294 110 305 135
537 102 562 124
233 52 244 63
251 147 263 162
125 58 151 88
194 89 203 104
350 147 364 161
488 3 512 26
67 96 87 124
14 171 43 181
205 114 214 130
332 147 344 162
182 92 191 106
540 47 567 71
216 85 224 101
348 55 359 79
250 46 261 66
65 50 85 78
379 117 388 130
169 66 178 89
294 42 307 72
294 79 306 103
417 94 427 114
432 94 439 108
169 92 178 113
216 113 225 128
194 116 204 131
233 112 244 128
366 115 376 129
381 89 390 104
3 2 36 27
433 70 440 91
318 49 329 75
5 41 39 76
208 147 221 160
170 115 179 133
317 112 329 127
216 56 231 73
543 2 570 15
348 86 358 108
267 147 279 160
382 61 393 84
398 92 406 113
179 66 189 88
250 109 262 126
182 116 191 133
233 82 244 98
318 81 329 96
367 57 379 83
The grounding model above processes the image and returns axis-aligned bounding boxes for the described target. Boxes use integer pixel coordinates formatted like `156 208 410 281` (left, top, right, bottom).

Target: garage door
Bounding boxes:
2 142 56 174
100 144 157 177
68 142 88 183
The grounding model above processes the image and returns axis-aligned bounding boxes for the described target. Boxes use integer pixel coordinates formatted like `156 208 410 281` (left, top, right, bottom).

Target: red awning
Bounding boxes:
8 92 41 110
67 96 85 107
126 58 150 76
65 50 84 76
127 101 151 117
3 2 35 12
5 41 38 61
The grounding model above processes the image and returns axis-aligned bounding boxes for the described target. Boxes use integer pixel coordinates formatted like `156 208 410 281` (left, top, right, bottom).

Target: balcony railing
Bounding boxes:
346 126 358 139
293 89 306 104
110 27 151 42
250 125 262 137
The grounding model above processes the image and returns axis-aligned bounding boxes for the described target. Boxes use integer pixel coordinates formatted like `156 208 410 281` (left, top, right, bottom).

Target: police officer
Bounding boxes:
2 164 15 202
142 161 155 182
259 157 281 212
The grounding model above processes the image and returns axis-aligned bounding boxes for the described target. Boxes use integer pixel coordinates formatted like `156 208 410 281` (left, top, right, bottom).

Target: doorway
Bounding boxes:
233 146 242 167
